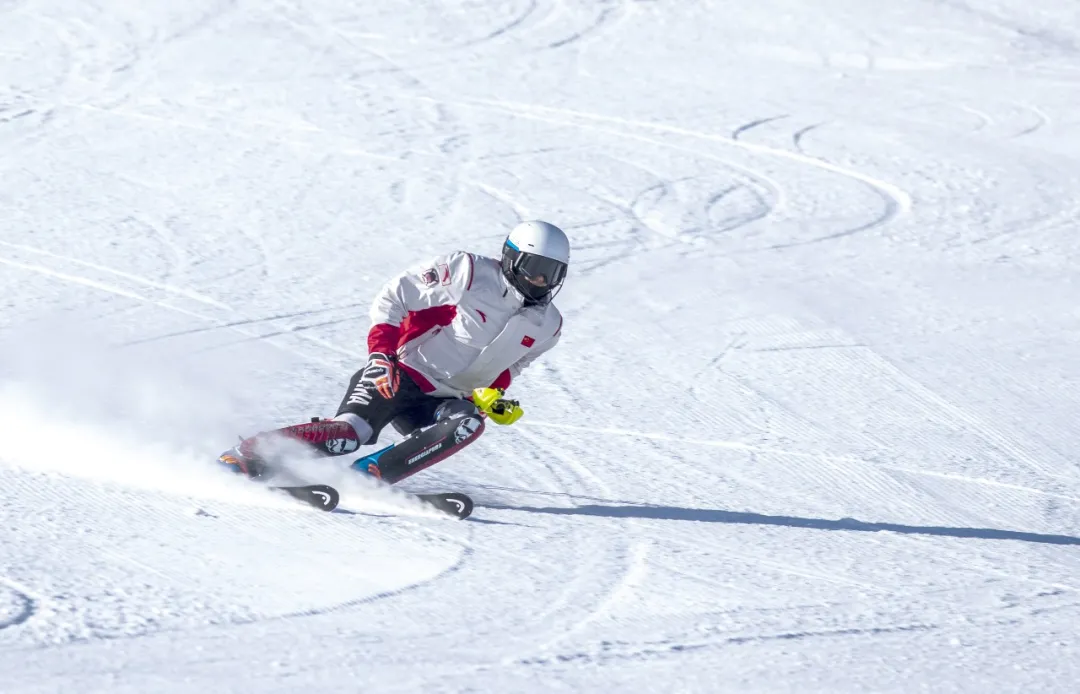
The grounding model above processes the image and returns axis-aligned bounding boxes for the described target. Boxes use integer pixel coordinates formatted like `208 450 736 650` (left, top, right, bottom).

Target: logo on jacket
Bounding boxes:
476 309 487 323
521 335 535 348
421 268 438 287
440 263 451 285
454 417 481 444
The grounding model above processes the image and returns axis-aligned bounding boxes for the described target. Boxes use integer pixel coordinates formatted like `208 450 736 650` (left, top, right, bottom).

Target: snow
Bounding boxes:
3 0 1080 690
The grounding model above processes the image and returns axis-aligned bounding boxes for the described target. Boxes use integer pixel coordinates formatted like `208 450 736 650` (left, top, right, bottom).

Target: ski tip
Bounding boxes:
277 484 340 512
418 492 473 520
309 485 340 512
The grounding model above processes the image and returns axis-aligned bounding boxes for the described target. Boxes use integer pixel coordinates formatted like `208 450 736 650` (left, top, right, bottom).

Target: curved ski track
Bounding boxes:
412 94 912 251
0 577 37 633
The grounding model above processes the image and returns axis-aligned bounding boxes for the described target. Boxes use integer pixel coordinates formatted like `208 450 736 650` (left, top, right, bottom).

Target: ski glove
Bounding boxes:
360 352 401 400
472 387 524 426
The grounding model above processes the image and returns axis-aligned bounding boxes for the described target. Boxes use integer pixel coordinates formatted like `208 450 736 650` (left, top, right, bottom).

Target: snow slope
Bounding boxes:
4 0 1080 691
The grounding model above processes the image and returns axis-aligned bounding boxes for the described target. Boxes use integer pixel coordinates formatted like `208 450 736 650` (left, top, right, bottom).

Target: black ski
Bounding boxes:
269 483 467 518
274 486 468 518
274 484 340 512
417 492 473 520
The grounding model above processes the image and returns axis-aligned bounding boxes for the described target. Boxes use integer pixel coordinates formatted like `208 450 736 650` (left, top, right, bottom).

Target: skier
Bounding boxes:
219 220 569 485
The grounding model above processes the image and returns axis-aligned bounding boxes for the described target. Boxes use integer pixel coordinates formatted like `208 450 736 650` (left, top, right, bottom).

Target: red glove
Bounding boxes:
359 352 401 400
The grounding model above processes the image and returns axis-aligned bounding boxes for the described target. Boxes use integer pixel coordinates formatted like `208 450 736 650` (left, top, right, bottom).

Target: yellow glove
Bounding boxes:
472 387 524 426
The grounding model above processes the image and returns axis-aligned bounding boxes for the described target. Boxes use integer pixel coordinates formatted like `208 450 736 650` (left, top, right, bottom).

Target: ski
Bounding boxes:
273 484 469 519
274 484 340 512
221 411 475 518
416 492 473 520
343 411 480 519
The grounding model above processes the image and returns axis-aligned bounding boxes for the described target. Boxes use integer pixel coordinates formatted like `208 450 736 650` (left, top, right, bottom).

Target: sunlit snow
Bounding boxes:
3 1 1080 691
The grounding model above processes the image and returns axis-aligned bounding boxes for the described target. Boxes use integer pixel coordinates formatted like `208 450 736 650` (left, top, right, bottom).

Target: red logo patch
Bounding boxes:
521 335 535 347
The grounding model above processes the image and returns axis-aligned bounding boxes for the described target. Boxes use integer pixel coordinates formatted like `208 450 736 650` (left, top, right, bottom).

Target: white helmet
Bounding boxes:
501 220 569 305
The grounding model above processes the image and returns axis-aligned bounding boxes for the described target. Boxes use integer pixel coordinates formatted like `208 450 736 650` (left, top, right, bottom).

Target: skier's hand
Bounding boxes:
472 387 524 425
360 352 401 400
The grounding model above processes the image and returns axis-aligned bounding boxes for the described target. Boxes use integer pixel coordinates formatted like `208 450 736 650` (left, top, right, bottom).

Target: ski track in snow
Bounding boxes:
419 94 912 247
0 577 37 632
4 0 1080 692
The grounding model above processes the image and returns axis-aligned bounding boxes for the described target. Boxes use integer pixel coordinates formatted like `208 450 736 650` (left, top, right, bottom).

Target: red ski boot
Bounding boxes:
218 418 363 478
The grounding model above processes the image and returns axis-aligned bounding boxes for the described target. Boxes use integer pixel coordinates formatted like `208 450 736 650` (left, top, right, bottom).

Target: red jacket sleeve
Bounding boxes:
366 252 474 355
489 369 512 391
367 324 401 355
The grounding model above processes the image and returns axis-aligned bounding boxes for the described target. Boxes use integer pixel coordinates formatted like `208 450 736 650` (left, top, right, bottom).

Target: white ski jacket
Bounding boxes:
367 251 563 398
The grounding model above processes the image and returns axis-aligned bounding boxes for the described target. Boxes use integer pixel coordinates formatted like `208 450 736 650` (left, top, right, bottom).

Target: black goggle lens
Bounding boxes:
514 254 566 289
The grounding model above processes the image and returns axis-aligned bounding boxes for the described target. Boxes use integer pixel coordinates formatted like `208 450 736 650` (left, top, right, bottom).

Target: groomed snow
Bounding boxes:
3 1 1080 691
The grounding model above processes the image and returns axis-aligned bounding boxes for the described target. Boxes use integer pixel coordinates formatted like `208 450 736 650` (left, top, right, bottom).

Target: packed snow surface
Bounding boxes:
4 1 1080 691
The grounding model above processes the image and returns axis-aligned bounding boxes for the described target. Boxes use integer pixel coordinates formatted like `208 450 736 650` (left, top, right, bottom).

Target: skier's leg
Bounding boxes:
219 368 426 477
332 412 372 446
353 396 485 484
389 396 479 437
389 402 441 438
333 365 433 441
218 416 368 477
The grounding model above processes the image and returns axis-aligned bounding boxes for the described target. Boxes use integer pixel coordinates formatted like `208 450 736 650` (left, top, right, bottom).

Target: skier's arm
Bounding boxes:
476 322 561 426
483 322 561 394
368 252 474 354
509 333 561 380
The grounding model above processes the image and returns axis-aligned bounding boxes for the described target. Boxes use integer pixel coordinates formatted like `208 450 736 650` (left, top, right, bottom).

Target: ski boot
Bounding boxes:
218 417 364 478
217 441 268 479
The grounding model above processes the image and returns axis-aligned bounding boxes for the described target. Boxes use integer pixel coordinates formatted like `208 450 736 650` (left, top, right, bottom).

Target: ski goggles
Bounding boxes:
513 253 567 294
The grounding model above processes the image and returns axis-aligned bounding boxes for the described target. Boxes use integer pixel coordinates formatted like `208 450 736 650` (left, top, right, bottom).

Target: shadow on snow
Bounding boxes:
485 503 1080 546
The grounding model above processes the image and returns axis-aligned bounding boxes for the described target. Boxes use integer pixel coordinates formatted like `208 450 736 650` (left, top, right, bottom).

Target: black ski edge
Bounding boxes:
274 484 340 512
417 492 473 520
